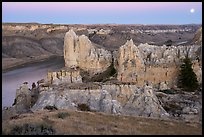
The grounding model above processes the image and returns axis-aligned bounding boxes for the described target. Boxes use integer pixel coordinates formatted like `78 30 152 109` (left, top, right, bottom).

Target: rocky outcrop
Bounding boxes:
156 88 202 123
47 68 82 85
116 39 145 86
159 82 169 91
116 40 202 87
63 30 202 88
191 27 202 45
64 29 112 74
13 82 32 113
31 83 169 119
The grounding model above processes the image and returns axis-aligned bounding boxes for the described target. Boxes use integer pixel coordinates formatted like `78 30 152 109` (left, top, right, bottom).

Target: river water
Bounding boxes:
2 57 64 108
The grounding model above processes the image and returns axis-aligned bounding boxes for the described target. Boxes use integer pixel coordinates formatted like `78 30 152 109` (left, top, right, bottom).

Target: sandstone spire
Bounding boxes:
63 29 112 74
64 29 79 68
117 39 145 84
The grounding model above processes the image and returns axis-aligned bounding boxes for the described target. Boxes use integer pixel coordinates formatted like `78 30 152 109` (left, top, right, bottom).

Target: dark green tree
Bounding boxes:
178 56 199 91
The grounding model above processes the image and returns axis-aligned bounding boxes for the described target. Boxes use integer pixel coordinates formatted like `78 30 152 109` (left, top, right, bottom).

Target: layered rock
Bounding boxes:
156 89 202 123
116 39 145 86
47 68 82 85
31 83 168 118
116 40 202 87
64 29 112 74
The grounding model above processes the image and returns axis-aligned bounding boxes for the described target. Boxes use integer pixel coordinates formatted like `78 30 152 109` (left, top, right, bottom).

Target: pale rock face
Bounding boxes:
64 29 79 68
47 69 82 85
32 83 168 118
116 40 202 87
15 83 30 97
63 30 202 87
133 85 167 117
159 82 169 91
64 29 112 74
192 61 202 83
116 39 145 84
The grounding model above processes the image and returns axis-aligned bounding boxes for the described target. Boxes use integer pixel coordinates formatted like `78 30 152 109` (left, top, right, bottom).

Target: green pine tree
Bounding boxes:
178 57 199 91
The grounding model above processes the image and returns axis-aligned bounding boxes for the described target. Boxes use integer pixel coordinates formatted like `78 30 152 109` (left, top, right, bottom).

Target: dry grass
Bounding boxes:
2 109 202 135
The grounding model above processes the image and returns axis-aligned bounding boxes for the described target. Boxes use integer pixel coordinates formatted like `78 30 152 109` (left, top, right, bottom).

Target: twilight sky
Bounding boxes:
2 2 202 24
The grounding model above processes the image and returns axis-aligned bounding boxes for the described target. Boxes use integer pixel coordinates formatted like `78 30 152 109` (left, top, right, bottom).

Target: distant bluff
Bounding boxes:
2 23 201 59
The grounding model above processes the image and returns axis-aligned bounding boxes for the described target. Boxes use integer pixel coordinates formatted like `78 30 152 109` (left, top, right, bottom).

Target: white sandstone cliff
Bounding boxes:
116 40 202 87
64 29 112 74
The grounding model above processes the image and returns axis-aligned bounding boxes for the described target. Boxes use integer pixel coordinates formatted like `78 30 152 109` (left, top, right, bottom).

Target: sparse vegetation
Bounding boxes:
44 105 58 111
92 62 117 82
7 123 55 135
163 103 182 114
2 109 202 135
57 112 70 119
81 61 117 82
130 59 136 67
159 89 175 94
109 62 117 77
178 56 199 91
77 103 91 111
165 39 173 46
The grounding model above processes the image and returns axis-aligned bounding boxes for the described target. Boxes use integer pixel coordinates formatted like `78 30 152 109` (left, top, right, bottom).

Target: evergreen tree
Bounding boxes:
178 57 199 91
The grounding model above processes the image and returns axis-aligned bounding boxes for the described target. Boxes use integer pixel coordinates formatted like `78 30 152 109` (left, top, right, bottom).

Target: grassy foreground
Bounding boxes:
2 109 202 135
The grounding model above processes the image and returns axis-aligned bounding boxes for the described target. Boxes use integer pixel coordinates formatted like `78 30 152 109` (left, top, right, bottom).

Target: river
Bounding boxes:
2 57 64 108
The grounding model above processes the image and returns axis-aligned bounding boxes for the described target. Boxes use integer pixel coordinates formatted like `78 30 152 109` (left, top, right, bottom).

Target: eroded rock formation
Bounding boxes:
156 89 202 123
10 28 202 122
64 29 112 74
116 40 202 87
51 29 202 88
13 82 32 113
116 39 145 86
31 83 168 118
47 68 82 85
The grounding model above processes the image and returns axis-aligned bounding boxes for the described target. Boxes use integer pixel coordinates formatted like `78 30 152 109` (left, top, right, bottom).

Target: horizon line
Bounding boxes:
2 22 202 26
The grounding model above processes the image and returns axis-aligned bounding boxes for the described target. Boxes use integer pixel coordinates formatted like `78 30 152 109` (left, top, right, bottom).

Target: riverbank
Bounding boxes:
2 55 64 73
2 56 65 108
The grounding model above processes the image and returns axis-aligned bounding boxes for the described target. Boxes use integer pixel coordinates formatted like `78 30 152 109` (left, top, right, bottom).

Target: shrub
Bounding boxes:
8 123 55 135
163 103 182 114
165 39 173 46
77 103 90 111
44 105 58 111
159 89 175 94
109 62 117 77
88 62 117 82
178 57 199 91
57 112 70 119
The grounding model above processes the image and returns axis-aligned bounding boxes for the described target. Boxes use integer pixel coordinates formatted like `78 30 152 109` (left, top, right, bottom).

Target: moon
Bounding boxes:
190 8 195 13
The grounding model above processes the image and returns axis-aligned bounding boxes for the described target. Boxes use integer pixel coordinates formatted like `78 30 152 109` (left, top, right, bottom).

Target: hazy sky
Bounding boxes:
2 2 202 24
